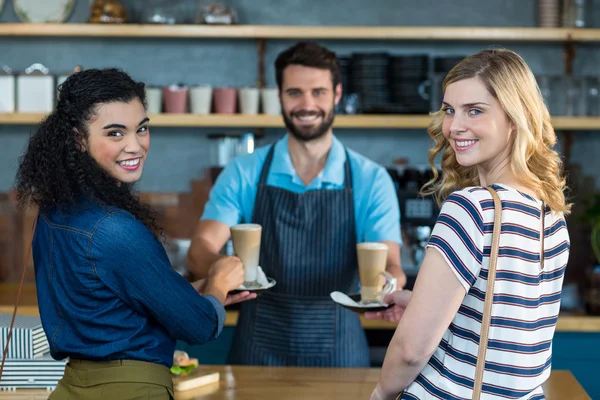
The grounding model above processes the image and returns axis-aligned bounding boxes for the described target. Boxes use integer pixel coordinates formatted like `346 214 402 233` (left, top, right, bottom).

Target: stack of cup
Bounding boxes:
145 86 162 114
260 87 281 115
214 87 237 114
190 85 213 115
163 84 188 114
538 0 561 27
239 87 260 114
145 84 284 116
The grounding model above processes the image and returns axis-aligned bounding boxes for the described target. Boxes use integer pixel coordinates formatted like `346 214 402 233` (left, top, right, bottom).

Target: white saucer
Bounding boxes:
330 291 392 313
232 267 276 293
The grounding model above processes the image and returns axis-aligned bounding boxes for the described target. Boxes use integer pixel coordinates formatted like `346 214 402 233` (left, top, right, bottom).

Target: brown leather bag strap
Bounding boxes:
0 214 38 380
472 187 502 400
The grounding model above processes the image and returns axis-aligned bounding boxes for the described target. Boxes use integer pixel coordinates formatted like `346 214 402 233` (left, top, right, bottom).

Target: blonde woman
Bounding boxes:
369 49 571 399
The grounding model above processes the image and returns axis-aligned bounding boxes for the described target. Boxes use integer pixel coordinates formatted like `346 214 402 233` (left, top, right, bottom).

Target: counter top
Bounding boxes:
2 283 600 332
225 310 600 332
0 367 590 399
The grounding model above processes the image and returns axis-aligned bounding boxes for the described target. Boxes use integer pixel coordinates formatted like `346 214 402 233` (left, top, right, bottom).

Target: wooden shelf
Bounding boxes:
551 117 600 130
0 113 430 129
1 23 598 41
2 113 600 130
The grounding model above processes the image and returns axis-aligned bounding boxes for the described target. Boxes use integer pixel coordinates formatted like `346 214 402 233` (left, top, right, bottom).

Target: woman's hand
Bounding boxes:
364 290 412 323
191 268 256 305
204 256 245 302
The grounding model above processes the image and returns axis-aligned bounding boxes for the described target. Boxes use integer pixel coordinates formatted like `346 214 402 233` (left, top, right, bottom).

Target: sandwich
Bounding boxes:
170 350 199 376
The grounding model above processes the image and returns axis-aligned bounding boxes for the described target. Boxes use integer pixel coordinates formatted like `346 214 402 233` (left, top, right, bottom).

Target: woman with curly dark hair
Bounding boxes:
14 68 253 399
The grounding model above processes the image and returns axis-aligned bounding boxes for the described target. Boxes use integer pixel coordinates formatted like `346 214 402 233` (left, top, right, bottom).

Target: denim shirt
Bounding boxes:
32 199 225 368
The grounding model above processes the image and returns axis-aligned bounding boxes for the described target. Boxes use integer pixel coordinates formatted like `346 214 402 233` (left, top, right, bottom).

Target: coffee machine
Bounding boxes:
387 165 440 281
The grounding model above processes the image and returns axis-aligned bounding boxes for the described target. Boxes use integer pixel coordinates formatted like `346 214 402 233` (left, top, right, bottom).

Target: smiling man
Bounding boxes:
187 41 405 367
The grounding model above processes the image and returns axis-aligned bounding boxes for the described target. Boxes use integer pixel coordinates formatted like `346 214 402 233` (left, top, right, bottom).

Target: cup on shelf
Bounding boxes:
145 86 162 114
239 87 259 115
536 75 561 116
214 87 237 114
585 77 600 117
190 85 212 115
537 74 591 117
563 76 586 117
163 84 188 114
260 87 280 115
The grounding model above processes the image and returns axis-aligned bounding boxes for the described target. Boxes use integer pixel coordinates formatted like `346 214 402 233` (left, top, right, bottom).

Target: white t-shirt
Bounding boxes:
402 184 570 400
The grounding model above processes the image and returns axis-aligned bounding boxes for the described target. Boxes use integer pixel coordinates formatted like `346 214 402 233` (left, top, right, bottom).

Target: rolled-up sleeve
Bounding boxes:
201 161 244 227
363 167 402 245
90 211 226 345
203 294 225 334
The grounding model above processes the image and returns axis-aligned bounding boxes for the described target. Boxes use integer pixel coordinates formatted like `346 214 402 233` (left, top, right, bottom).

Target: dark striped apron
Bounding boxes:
228 143 370 367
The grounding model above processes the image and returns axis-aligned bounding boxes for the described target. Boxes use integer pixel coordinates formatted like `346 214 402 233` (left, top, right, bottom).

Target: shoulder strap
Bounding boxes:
258 143 276 186
0 215 38 380
472 187 502 400
342 149 353 189
540 202 545 271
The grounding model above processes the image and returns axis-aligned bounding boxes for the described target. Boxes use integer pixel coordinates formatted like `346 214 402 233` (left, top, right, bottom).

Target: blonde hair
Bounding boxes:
421 49 571 215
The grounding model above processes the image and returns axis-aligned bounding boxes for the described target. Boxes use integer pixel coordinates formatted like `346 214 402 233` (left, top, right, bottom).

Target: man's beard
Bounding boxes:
282 107 335 142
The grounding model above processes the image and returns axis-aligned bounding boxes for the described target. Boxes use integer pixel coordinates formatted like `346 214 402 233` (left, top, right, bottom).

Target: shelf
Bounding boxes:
0 113 431 129
551 117 600 130
1 23 598 41
2 113 600 130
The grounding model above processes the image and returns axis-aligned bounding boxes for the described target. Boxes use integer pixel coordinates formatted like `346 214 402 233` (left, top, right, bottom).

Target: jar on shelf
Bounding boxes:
17 63 54 113
195 1 238 25
88 0 128 24
562 0 590 28
0 66 15 113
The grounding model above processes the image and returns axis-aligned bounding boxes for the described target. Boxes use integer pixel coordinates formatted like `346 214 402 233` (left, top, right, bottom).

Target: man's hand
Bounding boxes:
191 278 257 305
224 291 257 305
364 290 412 323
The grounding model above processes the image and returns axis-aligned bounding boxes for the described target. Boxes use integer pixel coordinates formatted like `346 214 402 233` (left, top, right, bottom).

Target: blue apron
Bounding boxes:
228 143 370 367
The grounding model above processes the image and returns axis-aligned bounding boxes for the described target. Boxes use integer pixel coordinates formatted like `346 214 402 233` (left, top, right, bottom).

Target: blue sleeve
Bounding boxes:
201 160 245 227
363 167 402 245
90 211 225 345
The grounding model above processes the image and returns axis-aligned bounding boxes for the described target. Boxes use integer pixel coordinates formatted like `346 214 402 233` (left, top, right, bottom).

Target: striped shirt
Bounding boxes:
402 184 570 400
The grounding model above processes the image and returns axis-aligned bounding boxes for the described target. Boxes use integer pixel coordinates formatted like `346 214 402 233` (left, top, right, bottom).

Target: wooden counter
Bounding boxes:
185 368 590 400
2 283 600 332
0 367 589 399
224 310 600 332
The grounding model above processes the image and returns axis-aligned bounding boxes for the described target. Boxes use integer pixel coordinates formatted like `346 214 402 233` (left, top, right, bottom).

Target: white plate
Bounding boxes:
330 291 392 313
231 267 276 293
14 0 75 23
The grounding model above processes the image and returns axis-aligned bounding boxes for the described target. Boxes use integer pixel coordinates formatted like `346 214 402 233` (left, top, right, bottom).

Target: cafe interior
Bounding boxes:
0 0 598 398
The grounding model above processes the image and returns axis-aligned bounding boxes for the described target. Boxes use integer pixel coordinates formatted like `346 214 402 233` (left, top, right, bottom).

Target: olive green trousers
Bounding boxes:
49 359 174 400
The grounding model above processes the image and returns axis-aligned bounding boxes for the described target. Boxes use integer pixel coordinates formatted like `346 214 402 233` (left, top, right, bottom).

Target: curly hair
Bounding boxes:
421 49 571 215
14 68 162 236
